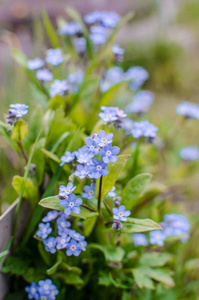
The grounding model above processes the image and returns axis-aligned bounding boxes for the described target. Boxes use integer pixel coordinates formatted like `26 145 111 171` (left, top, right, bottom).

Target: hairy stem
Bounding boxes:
80 204 96 212
97 176 103 214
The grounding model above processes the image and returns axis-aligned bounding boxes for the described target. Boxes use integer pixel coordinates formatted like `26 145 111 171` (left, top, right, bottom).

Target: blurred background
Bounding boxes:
1 0 199 213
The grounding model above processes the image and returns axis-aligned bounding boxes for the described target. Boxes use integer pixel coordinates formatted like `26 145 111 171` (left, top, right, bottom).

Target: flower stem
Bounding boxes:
103 200 112 216
17 140 28 163
97 176 103 214
131 140 140 178
80 204 97 212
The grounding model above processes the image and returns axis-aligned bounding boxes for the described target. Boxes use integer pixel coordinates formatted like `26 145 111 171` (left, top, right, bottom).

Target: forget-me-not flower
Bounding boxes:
82 137 99 157
125 90 154 114
50 79 69 98
42 210 58 222
82 183 95 199
60 193 82 215
74 164 89 179
94 130 113 147
99 144 120 163
9 103 29 118
179 146 199 161
113 205 130 221
37 222 52 239
25 282 39 299
149 230 165 246
88 158 108 178
133 233 148 246
27 58 44 70
60 151 75 166
176 101 199 120
36 68 53 82
66 239 81 256
59 183 76 199
58 21 82 36
45 48 64 66
43 237 57 253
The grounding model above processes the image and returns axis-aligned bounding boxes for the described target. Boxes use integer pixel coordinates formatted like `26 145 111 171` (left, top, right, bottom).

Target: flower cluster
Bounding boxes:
112 44 125 63
176 101 199 120
84 10 121 28
60 130 120 179
131 120 158 143
6 103 29 125
125 90 154 114
179 146 199 161
100 66 149 93
25 279 59 300
49 79 70 98
59 183 82 215
99 106 126 128
133 213 191 247
37 209 87 256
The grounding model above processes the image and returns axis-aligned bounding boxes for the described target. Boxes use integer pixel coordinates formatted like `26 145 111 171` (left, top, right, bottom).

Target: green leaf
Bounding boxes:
83 216 97 237
4 290 26 300
132 268 155 289
0 124 19 150
79 76 100 99
42 8 60 48
95 154 130 200
120 173 152 210
98 271 112 286
38 242 53 266
184 258 199 271
23 267 45 283
121 217 162 234
139 253 172 267
49 95 66 110
11 120 28 141
89 244 125 262
2 256 30 275
39 196 98 219
0 237 13 266
54 271 84 286
60 262 82 275
41 148 61 163
0 250 9 259
10 48 27 67
12 175 38 207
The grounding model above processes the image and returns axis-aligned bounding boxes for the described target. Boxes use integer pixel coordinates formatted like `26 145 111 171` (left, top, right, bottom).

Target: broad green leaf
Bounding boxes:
184 258 199 271
120 173 152 210
120 217 162 234
54 271 84 286
139 253 172 267
11 120 28 141
98 271 112 286
45 107 76 150
83 216 97 237
41 148 60 163
132 268 155 289
0 250 8 259
0 125 19 150
23 267 46 283
49 95 65 110
39 196 98 219
95 154 130 200
38 242 53 266
89 244 125 262
12 175 38 207
42 8 60 48
10 48 27 67
2 256 30 275
109 272 133 289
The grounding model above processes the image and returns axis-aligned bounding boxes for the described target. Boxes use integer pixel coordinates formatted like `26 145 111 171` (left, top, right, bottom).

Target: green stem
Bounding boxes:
17 140 28 163
97 176 103 214
103 201 112 216
13 130 42 246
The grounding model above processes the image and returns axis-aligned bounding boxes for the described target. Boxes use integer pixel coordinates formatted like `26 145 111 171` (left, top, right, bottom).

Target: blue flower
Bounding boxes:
50 80 69 98
73 37 87 55
68 230 84 241
149 230 165 246
94 130 113 147
82 183 95 199
75 147 92 164
106 186 116 197
57 216 71 235
37 222 52 239
42 210 58 222
84 11 120 28
36 68 53 82
89 25 107 45
112 220 123 230
122 118 134 135
176 101 199 120
125 90 154 114
45 48 64 66
74 164 89 179
88 158 108 179
59 183 76 199
67 70 84 92
58 21 82 36
66 239 81 256
112 44 125 56
133 233 148 246
179 146 199 161
124 66 149 91
163 213 191 242
60 193 82 215
60 151 75 166
113 205 130 221
56 234 70 250
131 120 158 140
43 237 57 253
99 107 118 122
25 282 39 299
105 66 124 84
82 137 99 158
99 144 120 163
38 279 58 299
9 103 29 118
79 239 87 251
27 58 44 70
